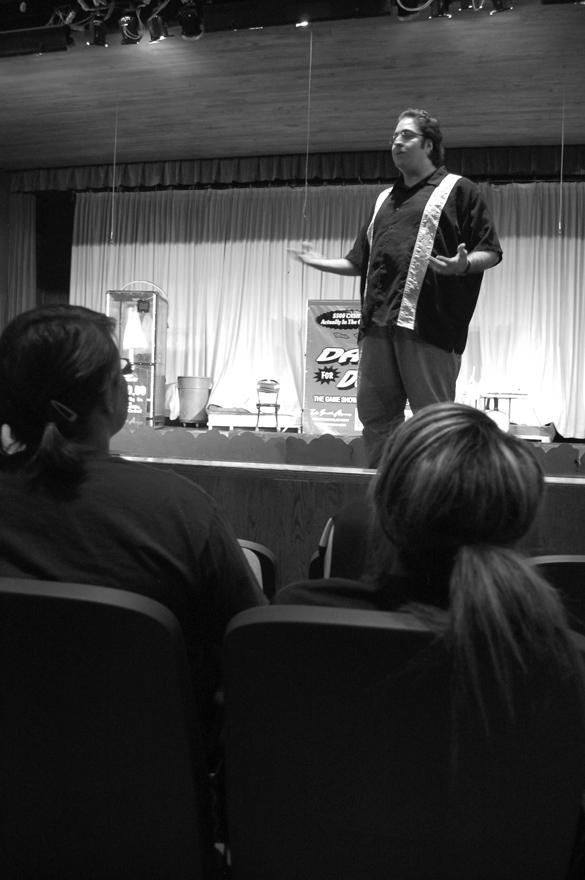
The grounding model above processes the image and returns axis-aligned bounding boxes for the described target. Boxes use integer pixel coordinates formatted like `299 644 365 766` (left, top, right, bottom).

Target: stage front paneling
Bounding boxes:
120 455 585 591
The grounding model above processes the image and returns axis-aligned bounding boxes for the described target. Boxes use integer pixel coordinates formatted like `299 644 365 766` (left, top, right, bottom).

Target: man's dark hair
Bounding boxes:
399 107 445 166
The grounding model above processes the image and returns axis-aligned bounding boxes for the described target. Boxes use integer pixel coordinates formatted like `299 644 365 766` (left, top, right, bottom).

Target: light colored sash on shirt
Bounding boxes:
365 173 461 331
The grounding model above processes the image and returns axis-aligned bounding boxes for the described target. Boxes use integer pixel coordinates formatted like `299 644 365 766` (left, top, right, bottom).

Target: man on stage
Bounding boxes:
292 107 502 467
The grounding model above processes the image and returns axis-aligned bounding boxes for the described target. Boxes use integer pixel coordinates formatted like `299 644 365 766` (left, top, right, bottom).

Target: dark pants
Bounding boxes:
357 324 461 468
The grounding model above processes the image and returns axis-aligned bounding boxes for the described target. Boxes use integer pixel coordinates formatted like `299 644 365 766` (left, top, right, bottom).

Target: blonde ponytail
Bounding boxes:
447 544 582 730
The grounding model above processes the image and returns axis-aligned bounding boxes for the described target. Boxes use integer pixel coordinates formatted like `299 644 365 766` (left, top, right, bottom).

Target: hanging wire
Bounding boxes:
109 102 119 245
557 96 565 236
301 26 314 241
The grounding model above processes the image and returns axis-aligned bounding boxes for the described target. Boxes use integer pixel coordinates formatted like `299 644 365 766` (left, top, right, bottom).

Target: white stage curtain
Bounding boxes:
468 181 585 438
70 182 585 437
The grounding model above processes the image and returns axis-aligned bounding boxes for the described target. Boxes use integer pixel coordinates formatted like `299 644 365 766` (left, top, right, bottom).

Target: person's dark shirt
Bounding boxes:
0 452 266 762
345 167 502 353
274 575 446 616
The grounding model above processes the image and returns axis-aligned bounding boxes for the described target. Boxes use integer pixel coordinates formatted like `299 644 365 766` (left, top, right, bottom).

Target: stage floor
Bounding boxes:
111 423 585 476
206 409 301 432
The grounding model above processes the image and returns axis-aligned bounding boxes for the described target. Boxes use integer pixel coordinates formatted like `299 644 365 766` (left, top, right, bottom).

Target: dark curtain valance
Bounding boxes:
9 145 585 193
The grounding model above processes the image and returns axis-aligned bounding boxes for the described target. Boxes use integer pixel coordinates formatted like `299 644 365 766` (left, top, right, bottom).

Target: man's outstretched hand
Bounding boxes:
429 242 469 276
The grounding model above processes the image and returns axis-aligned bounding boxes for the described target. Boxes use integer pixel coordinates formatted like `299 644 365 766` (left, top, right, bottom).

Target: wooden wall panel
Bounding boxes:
143 459 585 590
163 462 371 588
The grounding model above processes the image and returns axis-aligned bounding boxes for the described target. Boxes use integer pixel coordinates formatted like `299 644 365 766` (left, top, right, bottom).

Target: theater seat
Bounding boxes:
238 539 277 598
309 500 371 579
0 577 217 880
532 554 585 635
224 605 585 880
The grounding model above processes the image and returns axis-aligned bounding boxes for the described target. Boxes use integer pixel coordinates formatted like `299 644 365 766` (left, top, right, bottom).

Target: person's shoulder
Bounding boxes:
440 171 487 210
366 181 398 208
433 166 468 184
274 577 386 610
447 171 480 195
92 454 215 503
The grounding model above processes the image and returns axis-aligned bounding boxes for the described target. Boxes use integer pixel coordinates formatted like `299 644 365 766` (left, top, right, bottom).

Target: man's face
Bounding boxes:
390 116 432 176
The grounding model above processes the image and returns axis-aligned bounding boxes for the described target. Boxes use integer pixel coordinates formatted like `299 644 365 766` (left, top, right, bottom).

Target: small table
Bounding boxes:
479 392 528 421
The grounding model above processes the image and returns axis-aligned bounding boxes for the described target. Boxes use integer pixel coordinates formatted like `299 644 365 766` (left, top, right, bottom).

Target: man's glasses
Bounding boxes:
391 129 423 144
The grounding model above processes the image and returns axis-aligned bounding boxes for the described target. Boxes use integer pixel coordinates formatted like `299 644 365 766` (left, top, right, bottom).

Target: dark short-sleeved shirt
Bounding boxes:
345 167 502 353
274 575 432 613
0 453 266 758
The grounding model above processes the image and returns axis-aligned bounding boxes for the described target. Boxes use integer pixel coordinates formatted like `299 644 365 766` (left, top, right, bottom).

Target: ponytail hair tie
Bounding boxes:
49 399 78 424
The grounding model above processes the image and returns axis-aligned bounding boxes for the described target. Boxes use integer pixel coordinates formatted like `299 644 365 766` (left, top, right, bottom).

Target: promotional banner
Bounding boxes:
303 300 362 435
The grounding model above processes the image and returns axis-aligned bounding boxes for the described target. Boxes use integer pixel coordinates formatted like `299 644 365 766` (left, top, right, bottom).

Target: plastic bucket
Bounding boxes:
177 376 211 424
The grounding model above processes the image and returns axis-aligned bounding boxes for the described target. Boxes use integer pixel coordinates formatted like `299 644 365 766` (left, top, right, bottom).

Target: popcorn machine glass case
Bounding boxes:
106 289 168 428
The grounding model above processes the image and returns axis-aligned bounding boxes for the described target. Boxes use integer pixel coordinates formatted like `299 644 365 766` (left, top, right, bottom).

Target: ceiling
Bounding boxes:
0 0 584 172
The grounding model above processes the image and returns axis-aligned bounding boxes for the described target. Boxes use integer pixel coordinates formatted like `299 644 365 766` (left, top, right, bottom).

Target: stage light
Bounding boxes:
178 2 203 39
429 0 452 17
86 19 108 47
395 0 429 22
489 0 513 12
147 13 168 42
119 11 142 44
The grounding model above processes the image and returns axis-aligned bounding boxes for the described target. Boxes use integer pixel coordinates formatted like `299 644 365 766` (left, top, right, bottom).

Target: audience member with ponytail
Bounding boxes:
277 401 585 728
0 304 265 773
276 402 585 876
0 305 127 490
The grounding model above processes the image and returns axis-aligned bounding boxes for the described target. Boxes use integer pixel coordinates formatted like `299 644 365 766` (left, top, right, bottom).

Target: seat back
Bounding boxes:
0 577 216 880
224 605 585 880
532 555 585 635
238 539 277 598
309 500 370 579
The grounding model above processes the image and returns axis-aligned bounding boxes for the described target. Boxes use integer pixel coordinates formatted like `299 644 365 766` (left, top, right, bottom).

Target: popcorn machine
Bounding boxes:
106 286 168 428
